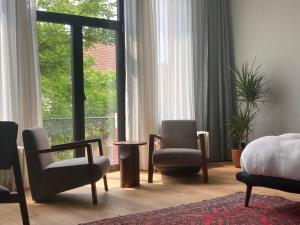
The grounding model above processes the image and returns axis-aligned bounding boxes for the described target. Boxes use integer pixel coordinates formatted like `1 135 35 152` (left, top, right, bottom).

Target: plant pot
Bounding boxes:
231 148 241 168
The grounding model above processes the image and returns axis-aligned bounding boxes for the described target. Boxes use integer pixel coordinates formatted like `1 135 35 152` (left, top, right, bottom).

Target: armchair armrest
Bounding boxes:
197 133 208 183
28 143 94 175
28 143 92 154
150 134 162 149
148 134 161 154
51 138 101 148
27 142 94 170
52 138 104 156
150 134 162 140
148 134 161 183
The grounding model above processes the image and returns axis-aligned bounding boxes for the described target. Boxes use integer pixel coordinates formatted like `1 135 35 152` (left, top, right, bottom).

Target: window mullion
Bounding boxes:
71 24 85 157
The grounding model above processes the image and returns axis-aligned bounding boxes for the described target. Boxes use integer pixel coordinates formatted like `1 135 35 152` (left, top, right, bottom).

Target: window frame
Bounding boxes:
36 0 125 167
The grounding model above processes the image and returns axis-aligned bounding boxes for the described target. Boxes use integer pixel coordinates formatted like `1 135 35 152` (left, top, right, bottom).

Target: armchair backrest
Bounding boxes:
0 121 18 170
160 120 198 149
22 128 55 175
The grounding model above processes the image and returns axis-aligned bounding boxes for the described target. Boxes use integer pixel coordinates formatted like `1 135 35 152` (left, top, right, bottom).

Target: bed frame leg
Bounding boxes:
245 185 252 207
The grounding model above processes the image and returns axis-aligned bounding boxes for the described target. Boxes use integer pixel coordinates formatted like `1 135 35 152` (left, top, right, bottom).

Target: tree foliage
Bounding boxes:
37 0 117 21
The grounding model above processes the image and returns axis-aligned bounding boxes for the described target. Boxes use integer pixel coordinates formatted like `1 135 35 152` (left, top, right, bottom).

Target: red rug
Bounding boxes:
80 192 300 225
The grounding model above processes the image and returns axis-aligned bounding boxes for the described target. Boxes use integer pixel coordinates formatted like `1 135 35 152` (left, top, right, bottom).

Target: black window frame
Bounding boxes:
36 0 126 161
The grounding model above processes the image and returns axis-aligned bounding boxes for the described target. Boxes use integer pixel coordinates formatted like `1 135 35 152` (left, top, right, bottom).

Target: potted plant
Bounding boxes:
230 60 267 168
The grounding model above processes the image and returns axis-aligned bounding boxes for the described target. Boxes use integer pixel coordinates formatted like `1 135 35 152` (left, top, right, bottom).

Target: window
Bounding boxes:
36 0 125 167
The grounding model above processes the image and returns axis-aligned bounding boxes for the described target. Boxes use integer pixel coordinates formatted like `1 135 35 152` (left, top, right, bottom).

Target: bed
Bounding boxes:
236 134 300 207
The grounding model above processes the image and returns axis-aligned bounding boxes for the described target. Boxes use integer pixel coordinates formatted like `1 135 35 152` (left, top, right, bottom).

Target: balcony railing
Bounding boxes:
43 116 118 163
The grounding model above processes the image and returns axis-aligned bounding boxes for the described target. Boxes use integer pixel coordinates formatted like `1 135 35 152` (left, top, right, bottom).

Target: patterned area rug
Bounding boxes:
80 192 300 225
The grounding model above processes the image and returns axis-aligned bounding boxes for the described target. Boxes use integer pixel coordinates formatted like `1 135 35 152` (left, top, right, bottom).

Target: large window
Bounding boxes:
36 0 125 166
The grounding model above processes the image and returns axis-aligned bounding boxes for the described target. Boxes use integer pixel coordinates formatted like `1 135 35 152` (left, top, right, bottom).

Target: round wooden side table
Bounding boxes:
114 141 147 188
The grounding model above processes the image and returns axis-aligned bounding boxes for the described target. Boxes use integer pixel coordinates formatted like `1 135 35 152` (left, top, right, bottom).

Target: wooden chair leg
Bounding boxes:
148 160 154 183
199 134 208 183
103 175 108 191
202 165 208 183
19 199 30 225
86 144 97 205
245 185 252 207
13 151 30 225
148 136 154 183
91 182 97 205
148 169 154 183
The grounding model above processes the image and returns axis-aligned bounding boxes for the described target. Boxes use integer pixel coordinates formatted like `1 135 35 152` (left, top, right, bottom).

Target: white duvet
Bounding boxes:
241 133 300 181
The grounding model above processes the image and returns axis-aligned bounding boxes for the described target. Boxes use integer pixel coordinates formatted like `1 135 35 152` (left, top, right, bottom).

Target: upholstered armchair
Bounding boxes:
22 128 110 205
0 122 30 225
148 120 208 183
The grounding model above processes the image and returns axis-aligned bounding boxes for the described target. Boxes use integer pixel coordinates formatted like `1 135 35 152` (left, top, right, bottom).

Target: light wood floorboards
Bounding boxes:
1 163 300 225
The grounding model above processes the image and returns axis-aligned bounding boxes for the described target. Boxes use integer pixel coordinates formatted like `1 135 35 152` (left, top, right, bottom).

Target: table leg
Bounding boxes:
119 145 140 188
132 145 140 186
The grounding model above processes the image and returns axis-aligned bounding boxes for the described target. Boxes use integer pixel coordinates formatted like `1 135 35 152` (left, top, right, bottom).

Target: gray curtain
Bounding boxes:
192 0 208 132
193 0 234 161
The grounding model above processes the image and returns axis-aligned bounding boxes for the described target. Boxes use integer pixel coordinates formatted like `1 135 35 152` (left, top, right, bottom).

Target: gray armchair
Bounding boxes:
22 128 110 205
148 120 208 183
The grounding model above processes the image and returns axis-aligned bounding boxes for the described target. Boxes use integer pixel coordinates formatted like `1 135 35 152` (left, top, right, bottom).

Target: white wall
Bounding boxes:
230 0 300 139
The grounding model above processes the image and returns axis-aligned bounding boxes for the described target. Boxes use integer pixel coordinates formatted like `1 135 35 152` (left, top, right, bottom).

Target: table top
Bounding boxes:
113 140 147 146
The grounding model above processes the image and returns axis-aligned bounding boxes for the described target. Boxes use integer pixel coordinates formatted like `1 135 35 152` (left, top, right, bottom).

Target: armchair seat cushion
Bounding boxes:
39 156 110 198
0 185 9 198
153 148 202 167
45 156 110 179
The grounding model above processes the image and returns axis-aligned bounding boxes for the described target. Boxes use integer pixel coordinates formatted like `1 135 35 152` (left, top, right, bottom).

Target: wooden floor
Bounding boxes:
1 163 300 225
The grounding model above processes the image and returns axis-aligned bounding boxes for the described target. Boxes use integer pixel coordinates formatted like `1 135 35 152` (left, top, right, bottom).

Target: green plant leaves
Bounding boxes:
230 60 267 148
232 61 267 110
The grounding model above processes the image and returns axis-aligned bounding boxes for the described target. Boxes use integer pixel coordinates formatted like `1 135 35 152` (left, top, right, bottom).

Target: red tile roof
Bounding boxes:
85 44 116 71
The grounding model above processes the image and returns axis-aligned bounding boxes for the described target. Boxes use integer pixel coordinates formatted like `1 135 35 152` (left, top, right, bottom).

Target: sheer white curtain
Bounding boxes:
125 0 196 169
125 0 158 170
155 0 195 122
0 0 41 136
0 0 40 188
